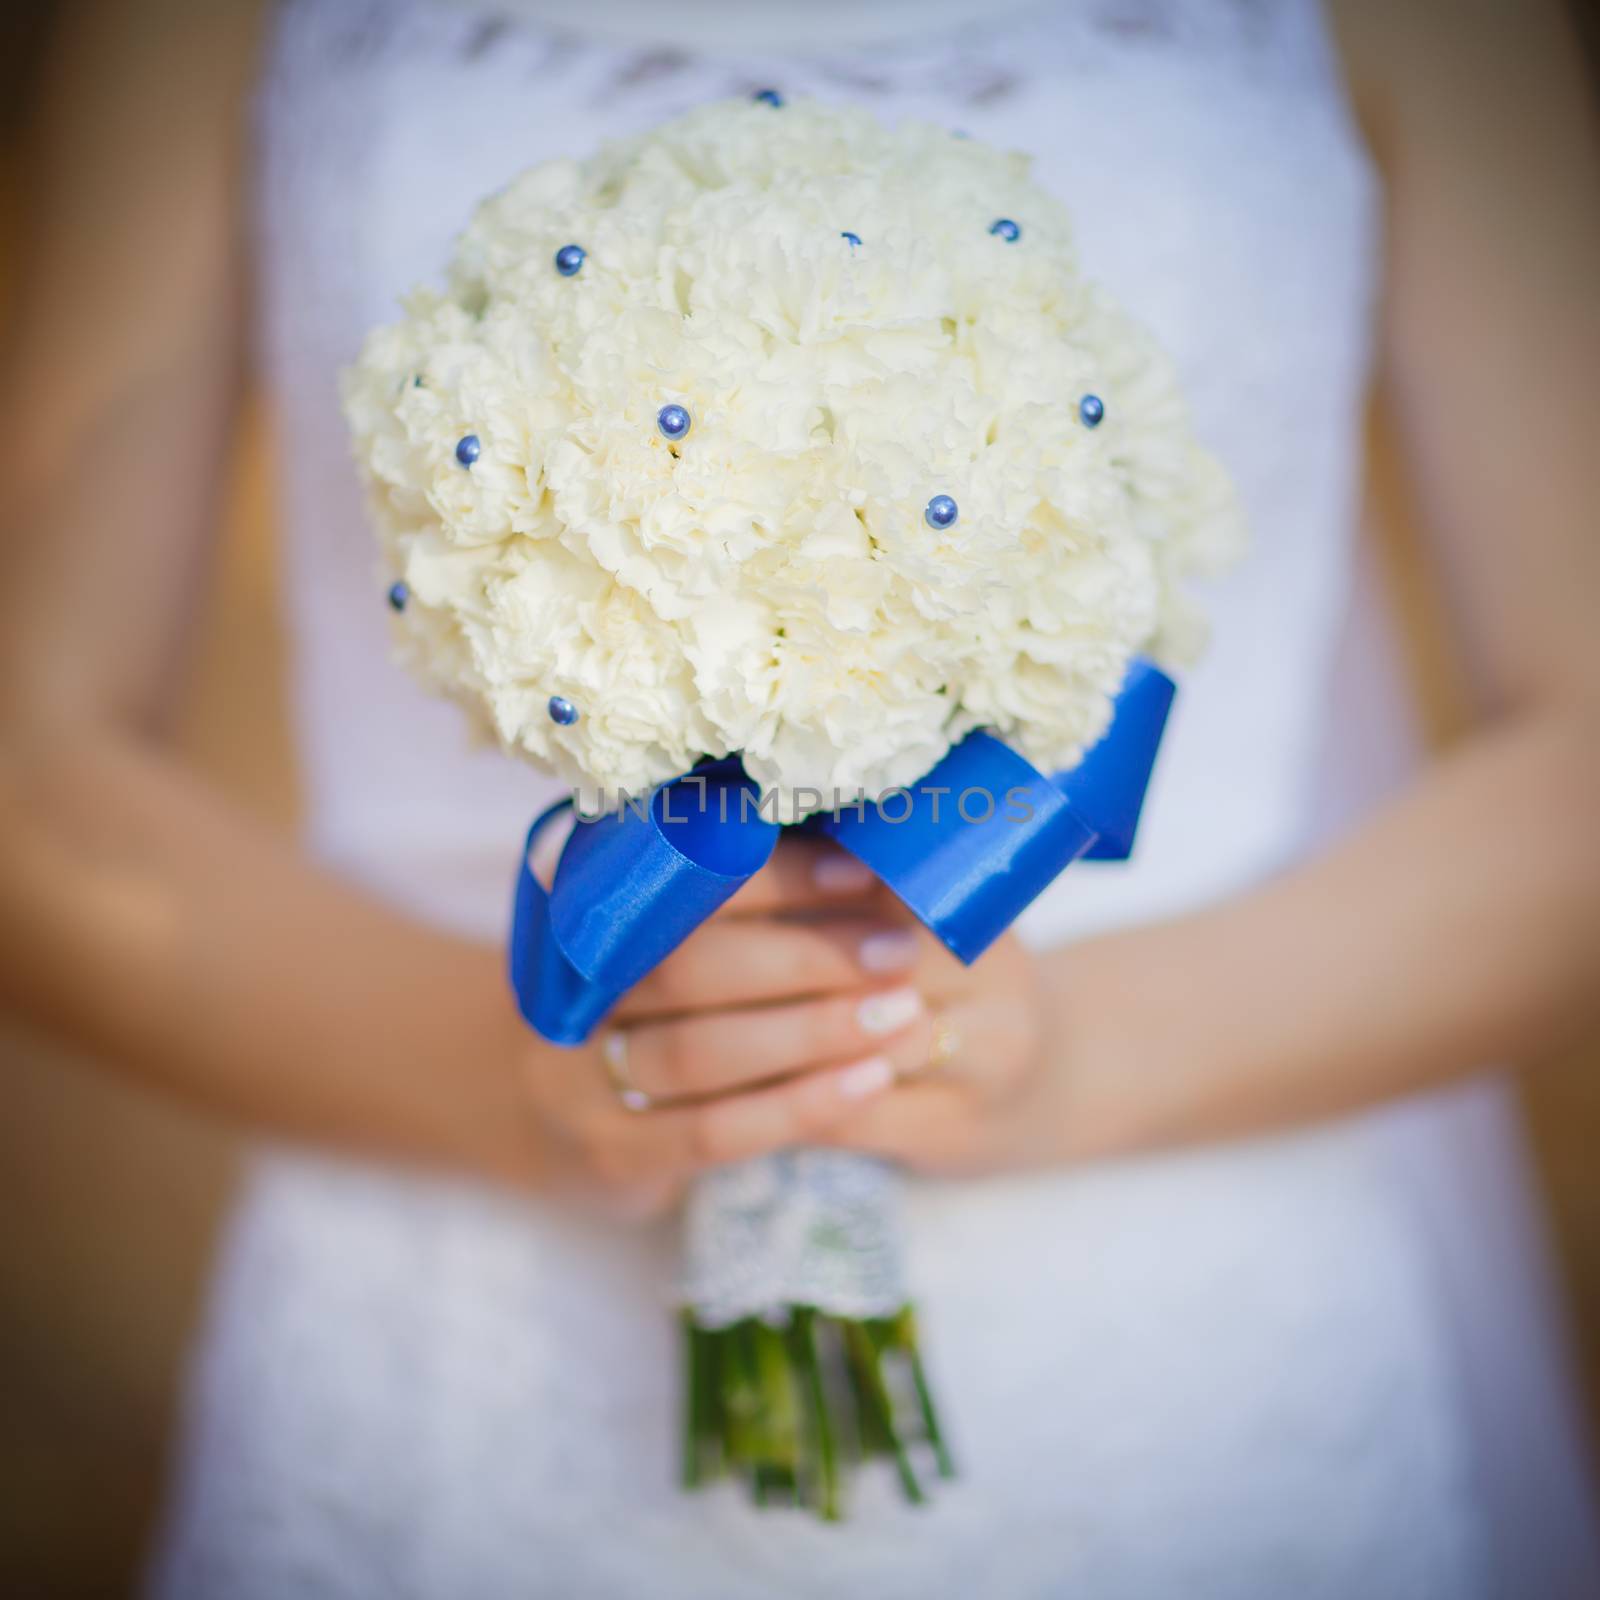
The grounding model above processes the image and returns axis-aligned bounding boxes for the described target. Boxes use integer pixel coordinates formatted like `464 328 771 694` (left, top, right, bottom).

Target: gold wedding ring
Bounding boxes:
924 1014 961 1075
601 1028 652 1113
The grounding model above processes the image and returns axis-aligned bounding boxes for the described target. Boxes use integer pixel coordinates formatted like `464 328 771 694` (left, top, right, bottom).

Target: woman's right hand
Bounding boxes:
513 838 933 1217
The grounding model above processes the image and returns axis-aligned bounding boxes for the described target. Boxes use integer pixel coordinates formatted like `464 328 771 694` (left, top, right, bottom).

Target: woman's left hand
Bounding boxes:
819 923 1060 1177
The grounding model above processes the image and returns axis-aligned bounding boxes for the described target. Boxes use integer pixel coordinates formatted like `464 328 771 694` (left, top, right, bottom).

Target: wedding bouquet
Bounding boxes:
344 94 1242 1518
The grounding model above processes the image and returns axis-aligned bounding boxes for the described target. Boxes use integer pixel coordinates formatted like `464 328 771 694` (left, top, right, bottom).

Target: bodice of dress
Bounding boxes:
254 0 1378 944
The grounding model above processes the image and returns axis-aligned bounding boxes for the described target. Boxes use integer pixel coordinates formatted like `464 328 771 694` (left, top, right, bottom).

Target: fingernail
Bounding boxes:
814 853 875 893
859 930 919 973
857 986 922 1036
837 1055 894 1099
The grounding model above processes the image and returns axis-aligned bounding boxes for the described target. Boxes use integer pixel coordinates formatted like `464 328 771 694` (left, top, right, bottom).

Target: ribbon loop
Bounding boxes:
512 766 778 1044
1064 659 1175 860
808 733 1096 964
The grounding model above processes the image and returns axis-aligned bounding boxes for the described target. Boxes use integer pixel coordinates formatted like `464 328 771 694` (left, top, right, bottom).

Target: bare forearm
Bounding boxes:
0 0 541 1190
1048 702 1600 1160
0 727 535 1184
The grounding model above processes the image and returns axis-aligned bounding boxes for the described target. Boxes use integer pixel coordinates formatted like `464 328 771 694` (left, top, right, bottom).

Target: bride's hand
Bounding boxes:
513 838 935 1215
820 928 1057 1176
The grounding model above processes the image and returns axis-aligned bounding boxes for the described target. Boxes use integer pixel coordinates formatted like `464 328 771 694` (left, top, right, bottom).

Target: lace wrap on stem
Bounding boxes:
682 1150 908 1327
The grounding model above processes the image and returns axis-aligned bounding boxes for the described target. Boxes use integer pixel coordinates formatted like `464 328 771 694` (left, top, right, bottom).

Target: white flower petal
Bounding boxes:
342 98 1245 816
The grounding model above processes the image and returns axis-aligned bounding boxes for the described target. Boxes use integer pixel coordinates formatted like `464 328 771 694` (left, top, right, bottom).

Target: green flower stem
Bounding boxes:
683 1314 706 1487
892 1307 955 1480
843 1320 925 1505
752 1319 801 1496
790 1307 841 1521
681 1304 949 1519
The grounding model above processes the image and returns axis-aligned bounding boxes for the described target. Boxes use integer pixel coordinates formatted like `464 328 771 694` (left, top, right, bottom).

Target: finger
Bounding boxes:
817 1081 975 1172
614 916 922 1019
618 984 928 1099
641 1050 900 1174
582 1173 686 1223
920 995 1040 1100
716 838 881 918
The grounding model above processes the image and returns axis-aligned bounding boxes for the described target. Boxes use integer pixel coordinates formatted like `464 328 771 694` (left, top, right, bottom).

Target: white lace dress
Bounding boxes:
152 2 1600 1595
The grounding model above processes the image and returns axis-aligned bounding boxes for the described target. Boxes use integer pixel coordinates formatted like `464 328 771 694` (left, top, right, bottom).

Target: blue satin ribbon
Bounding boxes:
511 659 1174 1045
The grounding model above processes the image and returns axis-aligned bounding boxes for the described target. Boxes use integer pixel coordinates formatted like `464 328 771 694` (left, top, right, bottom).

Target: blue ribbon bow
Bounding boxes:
511 659 1174 1045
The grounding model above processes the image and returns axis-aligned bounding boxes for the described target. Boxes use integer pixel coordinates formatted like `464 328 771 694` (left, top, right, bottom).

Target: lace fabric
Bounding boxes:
682 1151 908 1328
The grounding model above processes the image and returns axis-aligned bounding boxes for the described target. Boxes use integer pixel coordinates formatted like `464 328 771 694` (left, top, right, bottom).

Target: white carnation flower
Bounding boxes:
344 97 1244 815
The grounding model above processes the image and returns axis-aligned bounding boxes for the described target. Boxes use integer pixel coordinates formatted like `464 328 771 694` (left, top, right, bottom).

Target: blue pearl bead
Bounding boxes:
989 218 1021 243
840 231 862 248
554 243 586 277
455 433 481 467
752 88 784 108
925 494 959 530
657 403 691 441
1079 393 1105 428
547 695 580 727
387 580 409 612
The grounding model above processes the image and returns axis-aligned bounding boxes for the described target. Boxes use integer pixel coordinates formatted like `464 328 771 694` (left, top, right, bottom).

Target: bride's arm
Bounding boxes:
1052 0 1600 1156
825 0 1600 1171
0 0 547 1182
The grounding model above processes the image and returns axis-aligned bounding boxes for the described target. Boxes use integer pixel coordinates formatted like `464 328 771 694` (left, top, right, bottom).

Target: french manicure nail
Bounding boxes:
813 853 875 893
837 1055 894 1099
859 930 919 973
857 986 923 1036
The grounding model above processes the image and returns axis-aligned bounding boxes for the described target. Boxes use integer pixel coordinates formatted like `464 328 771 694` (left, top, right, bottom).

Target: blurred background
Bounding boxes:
1 4 1598 1594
